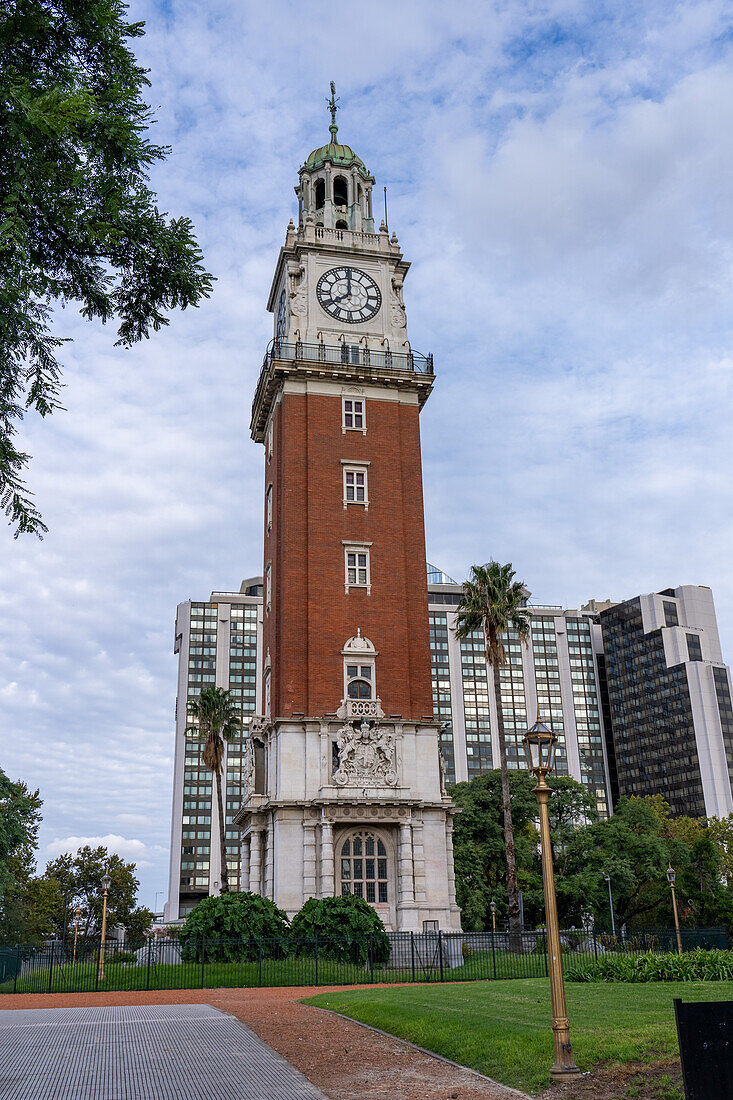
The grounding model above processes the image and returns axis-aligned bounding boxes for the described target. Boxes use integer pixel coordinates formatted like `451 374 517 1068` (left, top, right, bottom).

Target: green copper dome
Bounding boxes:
303 130 368 174
302 82 371 177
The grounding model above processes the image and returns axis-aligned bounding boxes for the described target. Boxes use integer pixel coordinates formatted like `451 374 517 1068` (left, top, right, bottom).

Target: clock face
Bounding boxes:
276 289 287 340
316 267 381 324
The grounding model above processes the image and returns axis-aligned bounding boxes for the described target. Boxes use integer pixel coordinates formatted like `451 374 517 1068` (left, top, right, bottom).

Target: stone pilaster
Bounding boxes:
240 836 251 892
249 829 262 896
303 820 318 900
319 819 335 897
412 820 427 905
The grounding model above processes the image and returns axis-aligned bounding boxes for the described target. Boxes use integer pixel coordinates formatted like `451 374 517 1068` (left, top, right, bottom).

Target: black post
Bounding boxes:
258 937 262 988
146 937 152 991
593 927 598 961
368 933 374 984
410 931 415 983
13 946 21 994
200 936 205 989
542 929 549 977
48 943 55 993
491 925 497 980
314 934 318 987
438 930 444 983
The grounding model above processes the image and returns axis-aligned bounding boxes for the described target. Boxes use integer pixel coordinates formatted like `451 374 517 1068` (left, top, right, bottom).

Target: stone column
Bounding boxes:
249 829 262 896
303 820 317 900
240 836 251 892
367 187 373 219
319 819 335 897
446 819 461 925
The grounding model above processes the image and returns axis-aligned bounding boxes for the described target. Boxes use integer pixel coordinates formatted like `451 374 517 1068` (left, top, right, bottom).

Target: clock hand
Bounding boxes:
346 268 352 296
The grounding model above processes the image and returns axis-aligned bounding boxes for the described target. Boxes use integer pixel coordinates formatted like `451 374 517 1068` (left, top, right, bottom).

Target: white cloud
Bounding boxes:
44 834 164 867
2 0 733 907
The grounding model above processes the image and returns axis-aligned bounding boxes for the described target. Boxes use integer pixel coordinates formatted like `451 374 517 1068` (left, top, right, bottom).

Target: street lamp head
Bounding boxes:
602 872 611 883
522 717 557 777
490 899 497 914
101 874 111 892
666 865 676 886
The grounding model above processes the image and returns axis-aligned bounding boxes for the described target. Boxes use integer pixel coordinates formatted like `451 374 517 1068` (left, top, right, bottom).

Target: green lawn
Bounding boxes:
305 978 733 1094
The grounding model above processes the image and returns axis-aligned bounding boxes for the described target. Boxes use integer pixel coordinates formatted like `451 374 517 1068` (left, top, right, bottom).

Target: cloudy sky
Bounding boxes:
2 0 732 909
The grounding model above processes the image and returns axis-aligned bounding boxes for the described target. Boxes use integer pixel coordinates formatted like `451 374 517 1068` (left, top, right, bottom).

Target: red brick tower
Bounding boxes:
238 87 460 932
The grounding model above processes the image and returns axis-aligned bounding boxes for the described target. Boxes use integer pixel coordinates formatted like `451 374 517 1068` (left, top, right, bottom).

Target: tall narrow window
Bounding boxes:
265 562 271 611
315 178 325 209
266 484 273 530
344 545 371 592
267 423 273 462
343 463 369 509
342 397 366 433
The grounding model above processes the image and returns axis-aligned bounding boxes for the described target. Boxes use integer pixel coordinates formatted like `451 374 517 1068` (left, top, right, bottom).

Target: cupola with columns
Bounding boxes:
297 82 375 232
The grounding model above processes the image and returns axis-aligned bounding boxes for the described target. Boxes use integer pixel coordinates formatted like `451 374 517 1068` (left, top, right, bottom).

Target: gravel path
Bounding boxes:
0 986 530 1100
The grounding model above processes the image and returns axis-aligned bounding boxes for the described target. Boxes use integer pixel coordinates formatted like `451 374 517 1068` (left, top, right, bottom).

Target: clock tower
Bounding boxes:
236 86 460 932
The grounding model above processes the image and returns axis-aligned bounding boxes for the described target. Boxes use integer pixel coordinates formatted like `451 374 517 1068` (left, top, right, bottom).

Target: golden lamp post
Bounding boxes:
72 906 82 967
490 898 497 933
97 873 112 983
666 865 683 955
522 714 580 1084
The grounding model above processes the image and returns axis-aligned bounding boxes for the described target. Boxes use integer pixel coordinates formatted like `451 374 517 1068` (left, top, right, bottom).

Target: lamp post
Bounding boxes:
602 872 616 937
490 898 497 933
97 873 111 983
72 906 82 967
523 715 580 1083
666 865 683 955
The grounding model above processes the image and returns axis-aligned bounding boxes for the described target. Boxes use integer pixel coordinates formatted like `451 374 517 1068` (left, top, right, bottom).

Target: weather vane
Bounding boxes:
326 80 340 137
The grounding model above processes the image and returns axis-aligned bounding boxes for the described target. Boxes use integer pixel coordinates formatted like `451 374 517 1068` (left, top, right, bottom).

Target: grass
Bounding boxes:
304 978 733 1094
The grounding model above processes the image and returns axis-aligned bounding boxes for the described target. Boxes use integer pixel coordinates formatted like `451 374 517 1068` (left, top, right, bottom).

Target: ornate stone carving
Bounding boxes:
332 720 398 787
241 737 255 799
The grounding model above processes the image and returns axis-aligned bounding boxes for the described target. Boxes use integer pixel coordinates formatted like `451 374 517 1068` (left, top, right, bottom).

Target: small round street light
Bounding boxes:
97 873 112 983
523 713 580 1084
490 898 497 934
666 865 683 955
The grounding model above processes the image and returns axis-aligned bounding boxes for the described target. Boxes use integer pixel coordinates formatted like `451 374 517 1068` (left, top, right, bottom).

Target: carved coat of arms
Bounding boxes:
333 720 398 787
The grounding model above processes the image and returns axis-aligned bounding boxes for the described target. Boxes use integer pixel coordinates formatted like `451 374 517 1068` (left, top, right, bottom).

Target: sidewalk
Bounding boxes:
0 1002 328 1100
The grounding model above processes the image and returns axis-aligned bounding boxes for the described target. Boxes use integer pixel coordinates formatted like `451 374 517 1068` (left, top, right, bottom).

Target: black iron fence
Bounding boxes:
0 927 727 995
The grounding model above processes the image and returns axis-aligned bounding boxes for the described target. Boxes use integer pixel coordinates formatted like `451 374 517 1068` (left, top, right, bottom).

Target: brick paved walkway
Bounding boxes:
0 1003 328 1100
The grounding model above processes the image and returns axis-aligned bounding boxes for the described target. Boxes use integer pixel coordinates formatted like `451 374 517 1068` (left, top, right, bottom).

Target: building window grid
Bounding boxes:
460 629 492 777
566 620 609 818
713 667 733 794
182 603 219 888
531 618 569 775
344 547 371 592
430 613 455 784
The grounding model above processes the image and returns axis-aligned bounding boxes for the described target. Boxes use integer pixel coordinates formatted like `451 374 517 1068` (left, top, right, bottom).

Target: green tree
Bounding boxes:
0 767 45 941
290 895 391 966
186 686 241 894
179 892 290 962
454 561 531 939
1 0 213 536
42 844 150 941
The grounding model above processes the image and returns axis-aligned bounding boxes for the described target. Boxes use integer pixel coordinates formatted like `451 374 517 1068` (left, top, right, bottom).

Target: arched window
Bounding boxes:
333 175 348 208
335 219 348 230
346 663 372 698
339 831 388 903
315 179 325 210
347 677 371 698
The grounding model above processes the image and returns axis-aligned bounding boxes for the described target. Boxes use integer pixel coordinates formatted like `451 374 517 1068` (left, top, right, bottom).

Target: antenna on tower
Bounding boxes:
326 81 340 141
383 186 389 232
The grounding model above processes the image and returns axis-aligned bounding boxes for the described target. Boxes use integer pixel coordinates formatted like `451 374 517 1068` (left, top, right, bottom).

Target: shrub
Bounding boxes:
566 948 733 983
179 892 290 962
290 895 391 966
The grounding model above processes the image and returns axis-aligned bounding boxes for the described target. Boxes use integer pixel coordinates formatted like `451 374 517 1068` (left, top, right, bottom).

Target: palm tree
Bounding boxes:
454 561 531 940
186 686 241 894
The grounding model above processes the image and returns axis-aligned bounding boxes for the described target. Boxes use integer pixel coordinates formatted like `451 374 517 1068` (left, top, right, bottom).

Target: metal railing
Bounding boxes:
265 339 434 375
1 927 727 994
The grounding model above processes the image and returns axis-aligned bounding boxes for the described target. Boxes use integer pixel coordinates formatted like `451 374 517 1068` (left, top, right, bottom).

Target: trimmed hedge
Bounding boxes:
179 892 290 962
290 895 391 966
566 948 733 983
